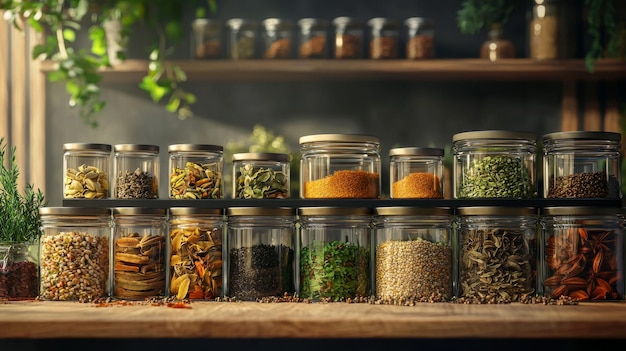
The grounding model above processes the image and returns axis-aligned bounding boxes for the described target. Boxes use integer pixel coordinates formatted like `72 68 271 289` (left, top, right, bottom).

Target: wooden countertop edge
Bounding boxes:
1 301 625 339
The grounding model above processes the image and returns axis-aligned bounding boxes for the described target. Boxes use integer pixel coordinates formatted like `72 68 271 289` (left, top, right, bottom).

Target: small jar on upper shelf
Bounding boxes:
332 16 364 59
297 18 329 59
226 18 258 59
63 143 111 199
113 144 159 199
261 18 293 59
529 0 560 60
367 17 399 59
232 152 290 199
191 18 222 59
480 23 515 61
168 144 223 199
405 17 435 59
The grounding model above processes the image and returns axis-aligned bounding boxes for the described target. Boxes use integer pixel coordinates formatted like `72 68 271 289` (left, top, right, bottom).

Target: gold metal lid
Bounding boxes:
168 144 223 152
298 207 373 216
169 207 224 216
375 207 452 216
389 147 444 157
404 17 435 29
114 144 159 153
63 143 112 152
542 131 621 142
542 206 624 216
299 133 380 145
39 207 111 216
261 18 293 30
232 152 291 162
112 207 167 216
452 130 536 142
297 18 329 28
457 206 537 216
227 207 295 216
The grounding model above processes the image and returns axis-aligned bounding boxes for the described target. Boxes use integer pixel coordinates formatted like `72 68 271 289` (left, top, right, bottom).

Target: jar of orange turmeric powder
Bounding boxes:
389 147 444 198
299 134 381 199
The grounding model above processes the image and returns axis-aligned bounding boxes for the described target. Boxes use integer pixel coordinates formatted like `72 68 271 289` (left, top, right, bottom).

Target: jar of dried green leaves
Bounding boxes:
456 206 538 303
232 152 290 199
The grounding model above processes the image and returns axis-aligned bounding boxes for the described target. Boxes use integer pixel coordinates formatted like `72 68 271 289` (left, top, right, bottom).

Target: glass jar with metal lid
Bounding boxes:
299 133 381 199
0 241 39 299
405 17 435 59
452 130 537 199
373 207 453 302
168 207 224 300
226 18 258 59
367 17 399 59
225 207 296 300
297 18 329 58
191 18 222 59
38 207 112 301
456 206 538 302
332 16 364 59
543 131 622 199
232 152 291 199
261 18 293 59
113 144 159 199
168 144 223 199
112 207 167 299
63 143 111 199
540 206 624 301
297 207 372 301
389 147 444 199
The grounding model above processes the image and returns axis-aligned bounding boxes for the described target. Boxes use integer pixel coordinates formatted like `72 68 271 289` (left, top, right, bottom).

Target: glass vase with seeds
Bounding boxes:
168 144 224 199
225 207 296 300
456 207 538 303
543 131 622 199
373 207 453 303
540 206 624 301
297 207 371 301
112 208 167 300
63 143 111 199
452 130 537 199
113 144 160 199
232 152 290 199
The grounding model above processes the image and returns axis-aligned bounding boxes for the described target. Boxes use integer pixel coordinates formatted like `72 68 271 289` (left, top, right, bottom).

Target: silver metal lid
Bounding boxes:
39 207 111 216
169 207 224 216
232 152 291 162
114 144 159 153
542 206 624 216
297 18 329 28
298 207 373 216
332 16 363 27
457 206 537 216
375 207 452 216
63 143 112 152
452 130 536 142
389 147 444 157
299 133 380 145
112 207 167 216
168 144 223 152
227 207 295 216
543 131 621 142
367 17 399 28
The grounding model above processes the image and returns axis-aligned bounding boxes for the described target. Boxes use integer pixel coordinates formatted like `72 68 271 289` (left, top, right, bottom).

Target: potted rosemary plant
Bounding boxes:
0 137 47 300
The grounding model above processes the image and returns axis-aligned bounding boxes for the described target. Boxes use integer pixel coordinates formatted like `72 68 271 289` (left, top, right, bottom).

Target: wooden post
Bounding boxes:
0 16 9 152
561 80 579 131
583 82 602 131
10 19 28 192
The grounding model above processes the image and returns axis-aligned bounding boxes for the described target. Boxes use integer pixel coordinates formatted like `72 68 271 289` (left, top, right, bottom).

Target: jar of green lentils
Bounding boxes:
453 130 537 199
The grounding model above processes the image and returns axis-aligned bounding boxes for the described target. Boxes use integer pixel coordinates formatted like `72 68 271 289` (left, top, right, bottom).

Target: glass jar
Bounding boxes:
332 16 364 59
112 207 167 299
299 133 381 199
367 17 399 59
168 207 224 300
540 206 624 301
225 207 296 300
405 17 435 59
456 207 538 302
63 143 111 199
529 0 560 60
543 131 622 199
261 18 293 59
168 144 223 199
453 130 537 199
480 23 515 61
232 152 291 199
297 18 329 59
298 207 372 301
389 147 444 199
113 144 159 199
38 207 111 301
191 18 222 59
373 207 453 302
226 18 258 59
0 241 39 299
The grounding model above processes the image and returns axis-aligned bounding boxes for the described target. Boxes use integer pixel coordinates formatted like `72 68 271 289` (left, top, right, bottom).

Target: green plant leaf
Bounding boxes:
63 28 76 42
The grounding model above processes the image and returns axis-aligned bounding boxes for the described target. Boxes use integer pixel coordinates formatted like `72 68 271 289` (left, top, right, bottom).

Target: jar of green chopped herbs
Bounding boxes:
232 152 290 199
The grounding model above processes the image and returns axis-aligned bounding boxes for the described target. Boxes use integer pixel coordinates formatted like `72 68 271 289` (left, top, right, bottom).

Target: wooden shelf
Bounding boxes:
40 58 626 82
2 300 626 339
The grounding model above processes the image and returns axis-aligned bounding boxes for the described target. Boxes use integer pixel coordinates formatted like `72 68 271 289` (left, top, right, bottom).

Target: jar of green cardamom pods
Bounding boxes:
232 152 291 199
452 130 537 199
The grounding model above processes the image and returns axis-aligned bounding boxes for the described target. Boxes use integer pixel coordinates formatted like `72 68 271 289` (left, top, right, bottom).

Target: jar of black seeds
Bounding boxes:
453 130 537 199
373 207 453 303
456 206 538 302
225 207 296 300
113 144 159 199
298 207 372 301
63 143 111 199
168 144 223 199
543 131 622 199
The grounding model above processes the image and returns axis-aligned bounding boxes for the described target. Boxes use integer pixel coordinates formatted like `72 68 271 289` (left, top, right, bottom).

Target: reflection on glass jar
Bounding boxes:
529 0 559 60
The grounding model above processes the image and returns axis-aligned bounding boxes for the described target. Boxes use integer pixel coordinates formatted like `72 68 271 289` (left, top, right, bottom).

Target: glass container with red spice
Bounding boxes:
389 147 444 198
299 134 381 199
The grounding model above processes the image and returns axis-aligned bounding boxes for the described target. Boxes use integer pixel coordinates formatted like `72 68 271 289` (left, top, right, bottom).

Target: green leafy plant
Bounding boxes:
457 0 525 35
585 0 621 72
0 137 47 243
0 0 217 127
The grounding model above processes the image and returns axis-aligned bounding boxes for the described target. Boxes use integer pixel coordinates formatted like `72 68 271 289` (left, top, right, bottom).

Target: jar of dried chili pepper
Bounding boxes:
168 144 223 199
540 206 624 301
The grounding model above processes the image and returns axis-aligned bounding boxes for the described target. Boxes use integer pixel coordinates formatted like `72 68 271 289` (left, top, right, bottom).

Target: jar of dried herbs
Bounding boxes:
332 16 364 59
112 207 167 300
225 207 295 300
226 18 258 59
299 134 381 199
63 143 111 199
540 206 624 301
261 18 293 59
39 207 112 302
191 18 222 59
405 17 435 59
452 130 537 199
373 207 453 303
113 144 160 199
389 147 444 199
168 207 224 300
297 18 329 59
543 131 622 199
232 152 290 199
0 242 39 300
298 207 371 301
456 206 538 302
367 17 399 59
168 144 223 199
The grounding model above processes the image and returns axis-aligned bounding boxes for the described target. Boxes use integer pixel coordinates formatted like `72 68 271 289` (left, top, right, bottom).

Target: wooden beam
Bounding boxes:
28 27 46 194
0 15 9 150
583 82 602 131
10 19 28 192
561 80 578 131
